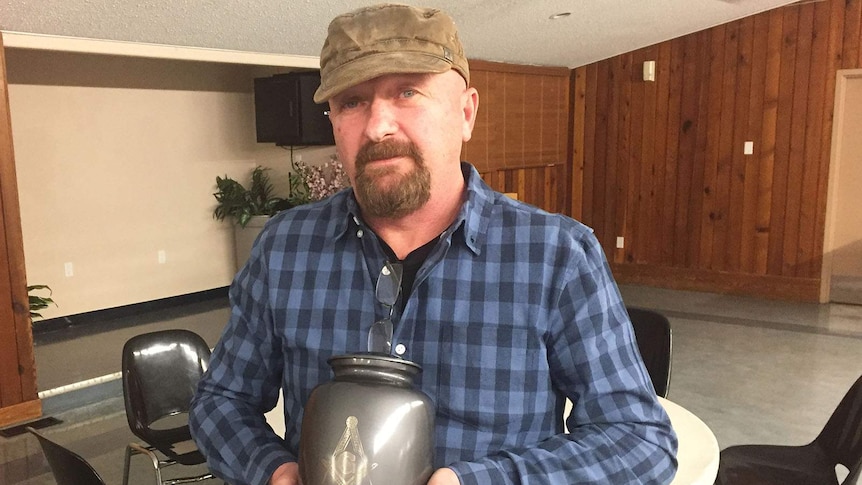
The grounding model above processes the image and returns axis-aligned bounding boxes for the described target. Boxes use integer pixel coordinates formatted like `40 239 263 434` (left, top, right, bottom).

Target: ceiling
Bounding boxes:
1 0 804 68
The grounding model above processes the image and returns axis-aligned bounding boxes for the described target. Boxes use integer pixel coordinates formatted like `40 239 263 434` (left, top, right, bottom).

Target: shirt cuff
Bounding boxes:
448 458 515 485
248 443 296 485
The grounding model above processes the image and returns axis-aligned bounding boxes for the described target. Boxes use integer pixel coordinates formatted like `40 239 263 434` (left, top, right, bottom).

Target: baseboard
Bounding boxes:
611 263 820 302
32 287 229 337
40 379 123 416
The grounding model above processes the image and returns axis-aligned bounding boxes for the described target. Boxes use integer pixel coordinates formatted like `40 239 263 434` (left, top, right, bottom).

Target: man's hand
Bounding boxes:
428 467 460 485
269 462 455 485
269 462 300 485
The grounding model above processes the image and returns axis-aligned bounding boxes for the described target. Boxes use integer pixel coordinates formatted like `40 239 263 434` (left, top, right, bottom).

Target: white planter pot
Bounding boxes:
233 215 270 271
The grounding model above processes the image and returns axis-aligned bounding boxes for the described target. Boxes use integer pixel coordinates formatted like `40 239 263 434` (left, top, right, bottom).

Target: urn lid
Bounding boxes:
328 353 423 385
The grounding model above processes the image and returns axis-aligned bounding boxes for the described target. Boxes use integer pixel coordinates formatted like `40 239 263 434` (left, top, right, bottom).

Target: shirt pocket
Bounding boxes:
436 322 548 433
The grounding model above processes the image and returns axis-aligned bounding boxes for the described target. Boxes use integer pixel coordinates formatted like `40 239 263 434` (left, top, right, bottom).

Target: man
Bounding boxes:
190 4 678 485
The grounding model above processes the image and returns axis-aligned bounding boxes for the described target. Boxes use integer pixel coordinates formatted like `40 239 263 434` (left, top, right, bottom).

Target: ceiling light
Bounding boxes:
549 12 571 20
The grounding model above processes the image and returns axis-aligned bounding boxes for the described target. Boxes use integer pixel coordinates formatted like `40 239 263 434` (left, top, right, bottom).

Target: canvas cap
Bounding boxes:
314 3 470 104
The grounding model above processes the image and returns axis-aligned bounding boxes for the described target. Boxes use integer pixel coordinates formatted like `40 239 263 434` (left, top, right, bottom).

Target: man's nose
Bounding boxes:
364 99 398 142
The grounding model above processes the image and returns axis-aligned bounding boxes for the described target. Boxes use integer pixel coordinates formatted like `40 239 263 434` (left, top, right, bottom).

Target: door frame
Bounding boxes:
0 32 42 427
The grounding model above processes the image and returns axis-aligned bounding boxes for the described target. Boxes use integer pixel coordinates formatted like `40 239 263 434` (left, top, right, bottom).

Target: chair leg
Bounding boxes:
123 444 134 485
126 442 165 485
163 473 215 485
123 441 215 485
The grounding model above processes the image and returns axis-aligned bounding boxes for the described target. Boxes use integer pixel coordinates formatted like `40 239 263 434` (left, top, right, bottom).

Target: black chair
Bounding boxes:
27 426 108 485
715 373 862 485
121 329 216 485
626 306 672 398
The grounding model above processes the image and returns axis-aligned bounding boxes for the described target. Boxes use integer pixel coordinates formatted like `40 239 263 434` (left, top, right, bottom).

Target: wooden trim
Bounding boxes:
611 263 820 302
0 398 42 429
570 68 586 220
1 31 319 68
0 32 41 414
468 59 570 77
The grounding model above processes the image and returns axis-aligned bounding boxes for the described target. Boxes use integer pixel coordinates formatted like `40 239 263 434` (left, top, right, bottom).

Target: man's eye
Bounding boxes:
402 89 416 98
342 100 360 110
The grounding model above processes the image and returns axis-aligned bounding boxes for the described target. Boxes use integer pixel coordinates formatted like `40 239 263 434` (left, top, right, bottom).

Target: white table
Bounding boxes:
563 397 719 484
264 390 286 438
658 397 720 485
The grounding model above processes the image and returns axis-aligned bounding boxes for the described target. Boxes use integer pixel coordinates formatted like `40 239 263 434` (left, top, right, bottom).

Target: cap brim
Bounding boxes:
314 51 453 104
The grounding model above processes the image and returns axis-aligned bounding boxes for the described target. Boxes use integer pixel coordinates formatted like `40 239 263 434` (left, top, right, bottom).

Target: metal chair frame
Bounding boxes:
121 329 216 485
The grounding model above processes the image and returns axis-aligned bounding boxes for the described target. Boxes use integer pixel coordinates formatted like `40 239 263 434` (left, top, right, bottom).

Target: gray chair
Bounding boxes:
121 329 216 485
626 306 673 398
27 426 108 485
715 373 862 485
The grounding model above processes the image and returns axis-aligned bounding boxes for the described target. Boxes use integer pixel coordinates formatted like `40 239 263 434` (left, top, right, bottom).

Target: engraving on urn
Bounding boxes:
325 416 378 485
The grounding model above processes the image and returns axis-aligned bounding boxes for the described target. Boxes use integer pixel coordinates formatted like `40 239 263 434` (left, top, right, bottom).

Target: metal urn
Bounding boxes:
298 353 435 485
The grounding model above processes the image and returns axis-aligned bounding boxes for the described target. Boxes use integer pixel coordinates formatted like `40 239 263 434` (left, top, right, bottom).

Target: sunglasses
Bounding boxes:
367 261 403 355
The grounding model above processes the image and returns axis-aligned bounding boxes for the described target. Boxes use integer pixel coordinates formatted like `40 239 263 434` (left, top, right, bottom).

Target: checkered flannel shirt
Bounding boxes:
190 163 678 485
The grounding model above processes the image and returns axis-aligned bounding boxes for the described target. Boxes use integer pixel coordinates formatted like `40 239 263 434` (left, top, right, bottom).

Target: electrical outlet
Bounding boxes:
616 236 625 249
158 250 166 264
744 141 754 155
643 60 656 82
64 262 74 277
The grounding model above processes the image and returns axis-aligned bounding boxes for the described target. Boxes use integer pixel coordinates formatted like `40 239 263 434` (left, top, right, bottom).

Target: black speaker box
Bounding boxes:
254 72 335 146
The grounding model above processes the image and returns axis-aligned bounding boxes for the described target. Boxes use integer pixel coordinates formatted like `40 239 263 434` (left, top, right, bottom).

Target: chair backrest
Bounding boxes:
27 427 107 485
626 306 672 398
814 373 862 479
122 329 211 444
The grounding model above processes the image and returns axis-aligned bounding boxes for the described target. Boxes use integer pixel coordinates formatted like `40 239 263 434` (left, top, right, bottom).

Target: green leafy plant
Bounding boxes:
213 166 289 228
28 284 56 320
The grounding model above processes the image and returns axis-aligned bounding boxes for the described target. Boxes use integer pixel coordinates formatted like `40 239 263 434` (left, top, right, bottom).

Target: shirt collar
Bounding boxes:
452 162 493 256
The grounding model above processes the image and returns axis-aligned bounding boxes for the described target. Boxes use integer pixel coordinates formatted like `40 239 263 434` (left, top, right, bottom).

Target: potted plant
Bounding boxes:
213 166 290 270
28 284 55 320
213 166 289 228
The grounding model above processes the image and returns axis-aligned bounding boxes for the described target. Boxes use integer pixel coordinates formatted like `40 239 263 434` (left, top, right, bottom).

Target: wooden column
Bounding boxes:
0 32 42 428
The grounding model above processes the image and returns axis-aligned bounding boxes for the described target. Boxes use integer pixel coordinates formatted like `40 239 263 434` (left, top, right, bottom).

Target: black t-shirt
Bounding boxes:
379 235 439 313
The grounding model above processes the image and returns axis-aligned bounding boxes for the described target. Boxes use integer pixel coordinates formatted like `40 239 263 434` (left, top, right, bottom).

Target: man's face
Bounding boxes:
327 71 477 219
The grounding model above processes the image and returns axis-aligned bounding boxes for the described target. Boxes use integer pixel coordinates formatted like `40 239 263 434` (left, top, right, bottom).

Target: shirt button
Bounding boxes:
356 229 364 238
394 343 407 355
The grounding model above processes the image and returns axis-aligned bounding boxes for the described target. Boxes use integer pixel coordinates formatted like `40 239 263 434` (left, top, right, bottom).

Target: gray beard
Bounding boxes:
353 141 431 219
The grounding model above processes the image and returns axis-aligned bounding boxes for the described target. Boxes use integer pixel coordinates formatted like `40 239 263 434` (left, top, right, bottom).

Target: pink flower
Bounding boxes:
290 155 350 205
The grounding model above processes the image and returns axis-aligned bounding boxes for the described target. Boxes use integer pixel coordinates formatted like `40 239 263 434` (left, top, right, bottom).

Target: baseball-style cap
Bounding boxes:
313 3 470 104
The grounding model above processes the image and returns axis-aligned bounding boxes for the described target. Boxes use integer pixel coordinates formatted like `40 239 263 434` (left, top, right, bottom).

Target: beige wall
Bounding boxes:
6 49 335 319
830 74 862 278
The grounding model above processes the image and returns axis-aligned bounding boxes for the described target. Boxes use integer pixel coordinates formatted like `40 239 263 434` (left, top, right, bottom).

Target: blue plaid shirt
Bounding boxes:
190 163 677 485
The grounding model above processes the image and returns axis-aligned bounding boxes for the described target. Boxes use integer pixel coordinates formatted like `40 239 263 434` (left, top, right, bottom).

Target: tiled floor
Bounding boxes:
2 285 861 485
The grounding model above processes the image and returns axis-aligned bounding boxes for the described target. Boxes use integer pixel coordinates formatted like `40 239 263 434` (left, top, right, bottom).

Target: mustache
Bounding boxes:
355 140 422 168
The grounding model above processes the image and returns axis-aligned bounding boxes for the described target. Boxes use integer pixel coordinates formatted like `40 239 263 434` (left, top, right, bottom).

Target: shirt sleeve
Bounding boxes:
447 229 679 484
189 235 292 485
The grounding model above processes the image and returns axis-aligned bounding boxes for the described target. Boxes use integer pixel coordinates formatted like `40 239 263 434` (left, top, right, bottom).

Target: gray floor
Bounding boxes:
1 284 860 484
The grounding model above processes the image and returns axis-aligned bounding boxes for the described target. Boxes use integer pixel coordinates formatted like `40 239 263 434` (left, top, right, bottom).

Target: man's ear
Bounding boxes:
461 87 479 142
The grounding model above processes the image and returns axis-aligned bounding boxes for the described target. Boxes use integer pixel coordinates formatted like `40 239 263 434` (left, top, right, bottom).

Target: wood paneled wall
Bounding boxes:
572 0 862 301
463 60 571 213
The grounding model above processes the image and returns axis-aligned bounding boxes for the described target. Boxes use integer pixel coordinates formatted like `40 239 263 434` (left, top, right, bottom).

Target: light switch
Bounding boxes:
616 236 625 249
744 141 754 155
